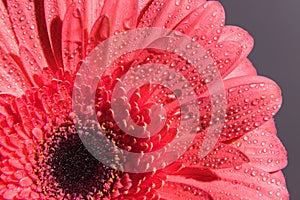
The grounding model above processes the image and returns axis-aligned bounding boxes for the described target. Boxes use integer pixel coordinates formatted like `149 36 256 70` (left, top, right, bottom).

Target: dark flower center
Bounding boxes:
35 123 119 199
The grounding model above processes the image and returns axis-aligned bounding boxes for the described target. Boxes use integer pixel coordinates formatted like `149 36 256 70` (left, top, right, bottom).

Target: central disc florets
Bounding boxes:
35 123 119 199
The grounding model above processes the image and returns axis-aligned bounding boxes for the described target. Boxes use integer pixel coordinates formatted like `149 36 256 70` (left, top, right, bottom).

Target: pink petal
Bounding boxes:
138 0 206 29
181 143 249 169
168 164 288 200
230 119 287 172
0 94 15 118
174 1 225 47
156 181 213 200
219 26 254 60
32 127 44 141
225 58 257 79
18 188 31 199
19 177 33 187
171 167 220 182
193 76 281 142
220 76 282 141
101 0 138 35
6 0 49 69
0 47 32 96
61 4 84 75
0 1 19 55
3 189 18 200
0 136 17 151
34 1 61 72
199 144 249 169
44 0 73 69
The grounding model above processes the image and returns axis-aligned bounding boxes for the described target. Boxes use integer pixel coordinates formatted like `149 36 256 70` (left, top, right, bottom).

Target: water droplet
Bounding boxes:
19 15 26 22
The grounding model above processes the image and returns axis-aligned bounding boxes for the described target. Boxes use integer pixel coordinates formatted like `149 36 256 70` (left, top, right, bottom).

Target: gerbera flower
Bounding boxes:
0 0 288 199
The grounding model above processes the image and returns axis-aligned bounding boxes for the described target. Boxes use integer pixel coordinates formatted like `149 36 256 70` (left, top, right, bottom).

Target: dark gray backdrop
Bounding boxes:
220 0 300 199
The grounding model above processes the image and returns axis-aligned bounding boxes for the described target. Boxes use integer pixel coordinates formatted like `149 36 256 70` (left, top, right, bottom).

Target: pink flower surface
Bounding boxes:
0 0 288 199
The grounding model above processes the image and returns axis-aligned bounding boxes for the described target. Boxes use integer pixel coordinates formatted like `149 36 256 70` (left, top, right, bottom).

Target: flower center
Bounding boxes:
35 123 119 199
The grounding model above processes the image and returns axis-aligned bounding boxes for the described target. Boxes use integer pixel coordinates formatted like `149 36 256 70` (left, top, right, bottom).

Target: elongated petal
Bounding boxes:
0 1 18 55
180 143 249 169
6 0 50 68
0 94 15 118
138 0 205 29
0 47 32 96
157 181 213 199
194 76 282 142
220 76 282 141
168 164 288 200
230 119 287 172
61 4 84 75
44 0 73 69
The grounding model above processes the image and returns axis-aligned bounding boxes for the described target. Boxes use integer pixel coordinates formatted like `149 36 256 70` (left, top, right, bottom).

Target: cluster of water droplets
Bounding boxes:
7 1 44 65
222 81 281 140
0 51 28 93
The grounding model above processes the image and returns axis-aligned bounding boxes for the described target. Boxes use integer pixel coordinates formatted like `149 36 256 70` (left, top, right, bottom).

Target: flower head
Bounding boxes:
0 0 288 199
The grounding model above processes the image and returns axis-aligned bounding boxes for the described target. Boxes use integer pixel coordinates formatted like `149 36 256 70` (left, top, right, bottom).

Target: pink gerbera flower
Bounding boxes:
0 0 288 199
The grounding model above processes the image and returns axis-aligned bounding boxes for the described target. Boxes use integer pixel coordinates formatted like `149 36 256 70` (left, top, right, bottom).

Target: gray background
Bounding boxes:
220 0 300 199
